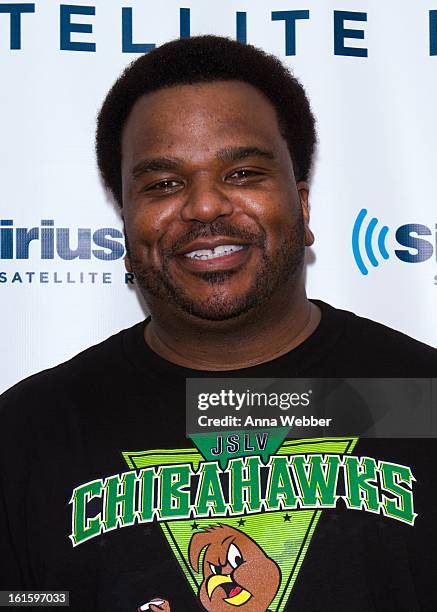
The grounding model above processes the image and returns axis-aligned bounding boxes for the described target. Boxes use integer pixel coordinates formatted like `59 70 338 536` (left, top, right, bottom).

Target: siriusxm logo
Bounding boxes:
352 209 436 275
0 219 125 261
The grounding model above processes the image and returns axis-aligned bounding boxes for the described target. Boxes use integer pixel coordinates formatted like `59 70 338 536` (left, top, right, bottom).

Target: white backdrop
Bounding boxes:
1 0 436 393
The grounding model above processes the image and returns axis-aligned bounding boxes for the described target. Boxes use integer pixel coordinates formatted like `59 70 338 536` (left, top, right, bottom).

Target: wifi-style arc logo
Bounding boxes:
352 208 390 275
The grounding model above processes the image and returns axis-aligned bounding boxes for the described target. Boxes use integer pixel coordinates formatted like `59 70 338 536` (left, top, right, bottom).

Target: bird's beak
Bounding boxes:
206 575 252 606
207 574 233 598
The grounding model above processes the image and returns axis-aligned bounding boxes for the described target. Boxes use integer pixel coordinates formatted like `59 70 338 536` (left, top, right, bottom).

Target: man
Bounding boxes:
0 36 436 612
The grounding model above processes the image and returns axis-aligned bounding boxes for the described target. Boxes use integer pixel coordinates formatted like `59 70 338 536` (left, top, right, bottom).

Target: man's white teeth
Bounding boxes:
184 245 244 260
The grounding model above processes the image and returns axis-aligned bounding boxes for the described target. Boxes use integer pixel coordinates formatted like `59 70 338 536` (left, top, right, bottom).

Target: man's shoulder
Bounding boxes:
344 306 436 354
322 301 437 375
0 321 143 419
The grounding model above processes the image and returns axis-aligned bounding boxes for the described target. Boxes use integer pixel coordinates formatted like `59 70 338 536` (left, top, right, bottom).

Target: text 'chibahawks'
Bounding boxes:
69 452 416 546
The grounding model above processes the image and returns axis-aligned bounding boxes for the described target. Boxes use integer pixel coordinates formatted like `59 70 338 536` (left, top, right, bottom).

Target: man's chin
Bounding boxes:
134 267 263 321
164 292 261 322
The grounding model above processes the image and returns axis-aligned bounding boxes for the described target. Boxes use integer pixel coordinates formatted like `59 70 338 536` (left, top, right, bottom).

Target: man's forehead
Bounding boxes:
121 81 288 167
123 82 281 136
126 79 275 114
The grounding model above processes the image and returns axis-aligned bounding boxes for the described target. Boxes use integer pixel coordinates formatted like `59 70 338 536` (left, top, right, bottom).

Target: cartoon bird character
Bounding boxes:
139 524 280 612
189 524 281 611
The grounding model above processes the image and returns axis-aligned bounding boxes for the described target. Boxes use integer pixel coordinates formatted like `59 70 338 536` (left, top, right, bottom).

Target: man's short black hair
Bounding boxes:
96 35 317 207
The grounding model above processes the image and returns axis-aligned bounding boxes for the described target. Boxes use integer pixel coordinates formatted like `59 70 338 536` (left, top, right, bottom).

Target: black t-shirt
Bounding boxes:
1 300 436 611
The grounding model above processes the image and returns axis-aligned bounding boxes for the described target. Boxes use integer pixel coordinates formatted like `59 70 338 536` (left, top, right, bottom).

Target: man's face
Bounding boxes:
121 80 312 321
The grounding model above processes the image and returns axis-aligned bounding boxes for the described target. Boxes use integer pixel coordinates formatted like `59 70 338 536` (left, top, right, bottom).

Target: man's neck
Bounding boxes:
144 285 321 371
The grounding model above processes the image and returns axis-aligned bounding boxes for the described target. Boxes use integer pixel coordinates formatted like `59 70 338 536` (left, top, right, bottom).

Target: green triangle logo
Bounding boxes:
123 437 357 610
188 428 289 469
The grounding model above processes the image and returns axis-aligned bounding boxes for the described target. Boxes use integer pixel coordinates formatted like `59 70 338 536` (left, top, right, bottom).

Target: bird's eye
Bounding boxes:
227 543 243 569
209 563 221 575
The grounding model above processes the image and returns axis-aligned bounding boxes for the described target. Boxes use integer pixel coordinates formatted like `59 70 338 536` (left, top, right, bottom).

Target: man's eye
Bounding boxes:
145 179 181 192
226 169 263 181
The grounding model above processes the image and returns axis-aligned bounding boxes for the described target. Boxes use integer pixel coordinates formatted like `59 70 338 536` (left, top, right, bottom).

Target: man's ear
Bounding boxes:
124 254 132 273
122 218 133 273
297 181 314 247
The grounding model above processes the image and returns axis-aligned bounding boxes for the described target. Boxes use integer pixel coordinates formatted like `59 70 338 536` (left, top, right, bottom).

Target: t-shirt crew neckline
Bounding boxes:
122 299 347 384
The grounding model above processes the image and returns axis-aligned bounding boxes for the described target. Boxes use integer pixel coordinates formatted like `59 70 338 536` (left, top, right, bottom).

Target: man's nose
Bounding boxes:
180 176 233 223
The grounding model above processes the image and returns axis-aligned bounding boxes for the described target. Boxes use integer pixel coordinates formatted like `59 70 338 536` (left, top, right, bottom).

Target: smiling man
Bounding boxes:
118 76 319 370
1 36 436 612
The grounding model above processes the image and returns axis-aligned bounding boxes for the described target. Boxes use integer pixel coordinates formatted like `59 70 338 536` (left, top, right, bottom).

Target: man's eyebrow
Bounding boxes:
216 146 275 162
131 147 274 179
131 157 181 179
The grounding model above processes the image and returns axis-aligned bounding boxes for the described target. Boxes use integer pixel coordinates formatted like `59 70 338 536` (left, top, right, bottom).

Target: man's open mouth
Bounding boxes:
183 244 244 260
173 237 253 273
